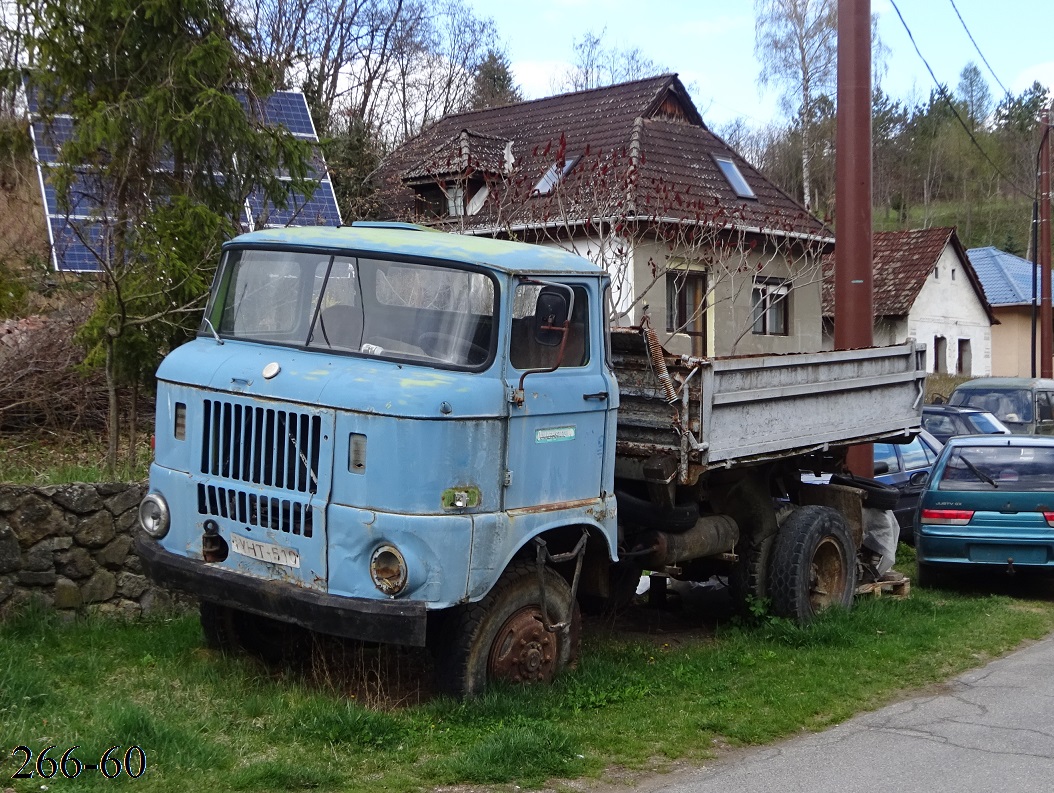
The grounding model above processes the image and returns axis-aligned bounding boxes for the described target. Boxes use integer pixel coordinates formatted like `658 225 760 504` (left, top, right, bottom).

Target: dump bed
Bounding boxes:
611 328 927 484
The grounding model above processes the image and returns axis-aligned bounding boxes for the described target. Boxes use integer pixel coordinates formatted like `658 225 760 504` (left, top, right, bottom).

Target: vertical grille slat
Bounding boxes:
196 398 325 538
196 482 316 537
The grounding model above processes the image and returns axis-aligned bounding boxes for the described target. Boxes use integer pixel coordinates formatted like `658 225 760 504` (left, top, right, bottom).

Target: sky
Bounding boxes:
466 0 1054 130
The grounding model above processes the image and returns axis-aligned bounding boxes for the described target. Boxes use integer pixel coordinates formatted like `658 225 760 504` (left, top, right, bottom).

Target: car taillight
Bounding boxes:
1044 512 1054 527
920 508 974 525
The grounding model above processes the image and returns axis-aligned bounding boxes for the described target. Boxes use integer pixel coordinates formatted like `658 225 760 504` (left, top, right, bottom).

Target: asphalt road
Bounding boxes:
644 634 1054 793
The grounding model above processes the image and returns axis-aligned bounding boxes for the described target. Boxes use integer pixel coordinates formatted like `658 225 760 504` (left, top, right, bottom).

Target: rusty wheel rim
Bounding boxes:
487 606 558 684
809 536 847 613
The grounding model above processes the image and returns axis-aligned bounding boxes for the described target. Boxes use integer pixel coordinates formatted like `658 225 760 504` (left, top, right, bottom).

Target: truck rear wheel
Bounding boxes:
432 561 580 698
768 506 856 621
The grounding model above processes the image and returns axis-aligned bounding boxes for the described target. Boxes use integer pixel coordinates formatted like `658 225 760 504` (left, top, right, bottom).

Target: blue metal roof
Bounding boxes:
225 225 603 275
968 246 1039 306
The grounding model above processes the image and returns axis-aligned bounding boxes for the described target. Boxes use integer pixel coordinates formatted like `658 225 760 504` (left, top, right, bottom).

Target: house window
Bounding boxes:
534 154 582 195
446 185 465 216
751 278 789 336
713 155 756 199
933 266 939 279
666 270 707 357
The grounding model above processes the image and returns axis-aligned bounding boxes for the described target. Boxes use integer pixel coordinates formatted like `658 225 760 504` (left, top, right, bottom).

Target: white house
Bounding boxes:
822 227 995 375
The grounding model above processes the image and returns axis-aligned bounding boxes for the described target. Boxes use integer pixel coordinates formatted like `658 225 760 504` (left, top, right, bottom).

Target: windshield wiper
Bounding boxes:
959 454 998 488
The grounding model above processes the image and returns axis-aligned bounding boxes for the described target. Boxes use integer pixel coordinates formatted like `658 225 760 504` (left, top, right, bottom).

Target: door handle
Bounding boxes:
583 392 608 401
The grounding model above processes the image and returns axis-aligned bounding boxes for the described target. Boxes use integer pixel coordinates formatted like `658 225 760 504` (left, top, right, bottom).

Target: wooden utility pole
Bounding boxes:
1041 106 1052 378
835 0 873 474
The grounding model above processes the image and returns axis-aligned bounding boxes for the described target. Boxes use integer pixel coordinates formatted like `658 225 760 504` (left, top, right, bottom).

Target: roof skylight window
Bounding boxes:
714 155 756 199
534 154 582 195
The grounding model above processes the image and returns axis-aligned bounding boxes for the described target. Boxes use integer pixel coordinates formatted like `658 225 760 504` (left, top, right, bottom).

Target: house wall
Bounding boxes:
537 233 824 358
991 305 1044 377
631 239 824 358
907 245 991 375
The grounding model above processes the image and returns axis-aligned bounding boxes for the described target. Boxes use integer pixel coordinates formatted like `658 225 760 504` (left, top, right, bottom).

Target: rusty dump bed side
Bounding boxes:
611 328 927 483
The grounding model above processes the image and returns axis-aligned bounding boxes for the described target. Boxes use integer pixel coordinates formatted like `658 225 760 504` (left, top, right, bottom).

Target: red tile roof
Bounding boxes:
822 227 995 322
373 75 829 241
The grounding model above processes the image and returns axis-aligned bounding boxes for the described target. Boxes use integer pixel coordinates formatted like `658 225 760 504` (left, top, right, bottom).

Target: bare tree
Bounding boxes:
556 29 667 93
956 62 992 131
397 134 828 356
754 0 837 212
0 0 41 115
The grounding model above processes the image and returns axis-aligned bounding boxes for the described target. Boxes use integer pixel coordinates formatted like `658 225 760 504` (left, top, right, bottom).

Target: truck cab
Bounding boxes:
137 224 618 695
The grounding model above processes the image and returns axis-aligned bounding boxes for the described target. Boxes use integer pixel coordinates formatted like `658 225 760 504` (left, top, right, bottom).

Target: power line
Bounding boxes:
889 0 1034 201
948 0 1011 98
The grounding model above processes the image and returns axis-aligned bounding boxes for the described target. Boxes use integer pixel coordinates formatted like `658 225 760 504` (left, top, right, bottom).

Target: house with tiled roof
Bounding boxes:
372 74 832 357
968 246 1043 376
821 227 995 375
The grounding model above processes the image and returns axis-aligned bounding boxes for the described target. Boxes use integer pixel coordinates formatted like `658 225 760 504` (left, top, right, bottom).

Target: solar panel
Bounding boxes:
30 117 74 164
247 181 342 228
48 217 109 272
30 90 341 272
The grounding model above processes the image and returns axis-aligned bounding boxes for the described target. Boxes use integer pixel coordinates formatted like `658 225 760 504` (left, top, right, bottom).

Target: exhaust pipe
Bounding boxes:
640 515 739 568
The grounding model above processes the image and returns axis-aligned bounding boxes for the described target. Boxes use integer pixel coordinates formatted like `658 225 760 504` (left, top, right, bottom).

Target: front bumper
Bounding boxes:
135 536 428 646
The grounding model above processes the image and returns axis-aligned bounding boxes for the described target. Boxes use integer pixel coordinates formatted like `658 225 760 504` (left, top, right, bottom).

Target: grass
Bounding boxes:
3 551 1054 793
872 196 1033 255
0 428 152 484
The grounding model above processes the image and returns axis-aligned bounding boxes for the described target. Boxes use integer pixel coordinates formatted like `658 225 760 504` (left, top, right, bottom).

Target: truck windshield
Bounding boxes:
203 248 497 369
950 389 1033 424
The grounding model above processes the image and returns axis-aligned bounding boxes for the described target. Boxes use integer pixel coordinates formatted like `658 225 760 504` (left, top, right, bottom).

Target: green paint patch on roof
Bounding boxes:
225 225 602 276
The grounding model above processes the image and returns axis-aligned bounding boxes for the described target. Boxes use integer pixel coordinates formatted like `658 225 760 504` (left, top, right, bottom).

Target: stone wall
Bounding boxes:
0 483 189 617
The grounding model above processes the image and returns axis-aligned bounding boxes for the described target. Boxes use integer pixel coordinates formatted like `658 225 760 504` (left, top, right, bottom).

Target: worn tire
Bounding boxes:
199 601 296 664
830 474 900 511
431 561 580 698
728 532 776 613
769 506 856 622
614 490 699 533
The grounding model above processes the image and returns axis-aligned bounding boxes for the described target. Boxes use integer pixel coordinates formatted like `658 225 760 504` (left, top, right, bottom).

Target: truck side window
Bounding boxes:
1038 392 1054 423
511 284 589 370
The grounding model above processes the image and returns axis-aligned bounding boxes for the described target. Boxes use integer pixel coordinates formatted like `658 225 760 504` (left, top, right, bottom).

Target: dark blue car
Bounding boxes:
915 435 1054 588
873 430 943 543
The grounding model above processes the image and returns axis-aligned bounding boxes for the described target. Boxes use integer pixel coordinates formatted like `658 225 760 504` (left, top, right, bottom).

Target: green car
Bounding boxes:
915 435 1054 587
948 377 1054 435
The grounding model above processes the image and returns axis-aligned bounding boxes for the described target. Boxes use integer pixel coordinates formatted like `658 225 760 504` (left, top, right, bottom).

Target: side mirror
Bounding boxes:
533 288 569 346
873 461 890 475
909 470 929 486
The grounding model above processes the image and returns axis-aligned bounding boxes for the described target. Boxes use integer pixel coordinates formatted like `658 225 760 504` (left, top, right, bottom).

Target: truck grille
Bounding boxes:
197 483 314 537
201 399 321 494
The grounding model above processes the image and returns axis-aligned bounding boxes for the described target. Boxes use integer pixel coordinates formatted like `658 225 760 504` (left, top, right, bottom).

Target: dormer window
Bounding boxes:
714 155 756 199
534 154 582 195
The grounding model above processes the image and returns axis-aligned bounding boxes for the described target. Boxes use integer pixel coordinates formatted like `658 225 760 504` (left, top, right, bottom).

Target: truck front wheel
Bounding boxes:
432 561 580 698
200 601 296 664
768 506 856 621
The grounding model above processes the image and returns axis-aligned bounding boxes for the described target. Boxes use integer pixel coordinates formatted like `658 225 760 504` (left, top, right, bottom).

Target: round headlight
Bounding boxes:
139 492 170 539
370 544 408 596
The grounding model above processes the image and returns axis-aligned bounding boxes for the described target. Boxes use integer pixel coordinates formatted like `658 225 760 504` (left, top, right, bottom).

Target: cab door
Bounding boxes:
502 280 615 509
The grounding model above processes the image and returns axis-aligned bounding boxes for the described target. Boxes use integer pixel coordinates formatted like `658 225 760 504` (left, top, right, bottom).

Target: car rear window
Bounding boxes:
937 445 1054 491
965 413 1005 434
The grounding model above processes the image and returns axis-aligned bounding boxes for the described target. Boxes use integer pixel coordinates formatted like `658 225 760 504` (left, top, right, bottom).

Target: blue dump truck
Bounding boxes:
136 223 926 696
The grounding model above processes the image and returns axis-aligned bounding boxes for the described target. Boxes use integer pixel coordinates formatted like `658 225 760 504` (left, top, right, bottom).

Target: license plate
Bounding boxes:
230 533 301 568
